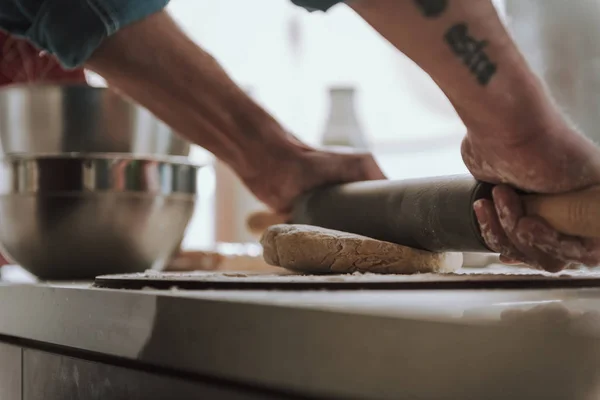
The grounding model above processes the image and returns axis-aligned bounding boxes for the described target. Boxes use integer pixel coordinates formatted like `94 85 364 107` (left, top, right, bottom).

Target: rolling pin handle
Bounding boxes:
523 185 600 238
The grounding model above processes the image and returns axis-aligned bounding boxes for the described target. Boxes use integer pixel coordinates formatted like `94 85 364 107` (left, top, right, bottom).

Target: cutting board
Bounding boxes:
94 265 600 291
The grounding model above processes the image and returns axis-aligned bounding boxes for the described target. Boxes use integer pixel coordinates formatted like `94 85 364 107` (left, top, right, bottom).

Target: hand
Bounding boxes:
462 118 600 272
242 145 386 214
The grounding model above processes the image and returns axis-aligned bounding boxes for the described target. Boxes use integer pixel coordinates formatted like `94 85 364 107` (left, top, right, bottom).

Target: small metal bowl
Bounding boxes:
0 84 190 156
0 153 200 280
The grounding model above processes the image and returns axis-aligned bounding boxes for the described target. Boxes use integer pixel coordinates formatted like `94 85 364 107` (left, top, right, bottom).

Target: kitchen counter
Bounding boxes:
1 280 600 399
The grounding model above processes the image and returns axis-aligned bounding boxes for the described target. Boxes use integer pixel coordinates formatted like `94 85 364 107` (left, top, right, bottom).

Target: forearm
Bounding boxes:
350 0 560 133
86 11 304 180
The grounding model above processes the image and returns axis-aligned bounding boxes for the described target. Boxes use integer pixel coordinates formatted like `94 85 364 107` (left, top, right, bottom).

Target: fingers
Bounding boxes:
498 255 523 265
475 185 600 272
493 185 569 272
316 151 387 183
516 218 600 267
473 198 525 261
336 152 386 181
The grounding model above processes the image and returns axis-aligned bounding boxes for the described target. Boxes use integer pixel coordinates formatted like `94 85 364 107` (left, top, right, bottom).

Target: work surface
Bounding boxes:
2 271 600 399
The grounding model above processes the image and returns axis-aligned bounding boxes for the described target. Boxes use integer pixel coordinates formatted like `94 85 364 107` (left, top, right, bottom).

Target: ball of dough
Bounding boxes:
260 224 463 274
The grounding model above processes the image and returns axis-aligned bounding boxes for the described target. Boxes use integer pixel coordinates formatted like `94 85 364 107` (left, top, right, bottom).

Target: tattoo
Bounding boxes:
444 23 497 85
411 0 497 85
413 0 448 18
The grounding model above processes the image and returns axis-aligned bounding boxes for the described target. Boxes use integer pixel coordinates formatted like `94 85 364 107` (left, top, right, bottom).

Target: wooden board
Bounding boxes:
94 265 600 291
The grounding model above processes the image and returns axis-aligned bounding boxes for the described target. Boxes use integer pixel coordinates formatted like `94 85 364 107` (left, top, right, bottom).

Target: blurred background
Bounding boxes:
90 0 507 250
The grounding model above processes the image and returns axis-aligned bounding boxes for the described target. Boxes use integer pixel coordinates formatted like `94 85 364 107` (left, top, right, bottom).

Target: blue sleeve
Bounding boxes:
0 0 170 69
290 0 349 12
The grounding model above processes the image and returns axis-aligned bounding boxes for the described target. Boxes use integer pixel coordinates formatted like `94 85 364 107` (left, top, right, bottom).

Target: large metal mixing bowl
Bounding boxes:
0 154 200 280
0 84 191 156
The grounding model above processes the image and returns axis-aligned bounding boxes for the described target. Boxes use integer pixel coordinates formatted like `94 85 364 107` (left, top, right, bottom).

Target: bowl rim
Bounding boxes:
0 83 106 92
0 153 201 196
0 152 203 168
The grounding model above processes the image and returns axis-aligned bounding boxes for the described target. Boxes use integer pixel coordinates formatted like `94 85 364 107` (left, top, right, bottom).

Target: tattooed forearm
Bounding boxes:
412 0 497 85
413 0 448 18
445 23 497 85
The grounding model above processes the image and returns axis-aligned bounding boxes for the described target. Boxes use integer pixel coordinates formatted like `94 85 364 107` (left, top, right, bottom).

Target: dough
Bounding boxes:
260 224 463 274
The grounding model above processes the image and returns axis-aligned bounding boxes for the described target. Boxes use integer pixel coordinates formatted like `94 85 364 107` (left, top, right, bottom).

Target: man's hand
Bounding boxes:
243 146 385 213
350 0 600 271
463 121 600 271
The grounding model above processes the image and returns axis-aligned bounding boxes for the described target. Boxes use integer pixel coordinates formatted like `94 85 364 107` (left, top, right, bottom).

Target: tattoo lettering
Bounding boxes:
444 23 497 85
413 0 448 18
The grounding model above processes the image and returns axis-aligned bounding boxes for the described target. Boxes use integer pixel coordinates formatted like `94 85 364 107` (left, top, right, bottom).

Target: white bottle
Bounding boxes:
320 86 369 150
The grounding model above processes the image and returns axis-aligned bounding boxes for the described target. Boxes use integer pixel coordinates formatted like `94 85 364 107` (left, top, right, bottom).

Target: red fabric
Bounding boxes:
0 31 86 86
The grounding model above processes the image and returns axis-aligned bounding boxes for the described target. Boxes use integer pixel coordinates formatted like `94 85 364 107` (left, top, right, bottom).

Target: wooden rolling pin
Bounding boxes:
247 175 600 252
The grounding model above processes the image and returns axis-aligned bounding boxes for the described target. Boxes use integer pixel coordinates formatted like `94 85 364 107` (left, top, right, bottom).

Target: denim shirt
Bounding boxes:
0 0 347 69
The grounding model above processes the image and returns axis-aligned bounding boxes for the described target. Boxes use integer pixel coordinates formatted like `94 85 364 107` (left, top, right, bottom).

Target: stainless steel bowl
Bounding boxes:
0 84 191 156
0 154 200 280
